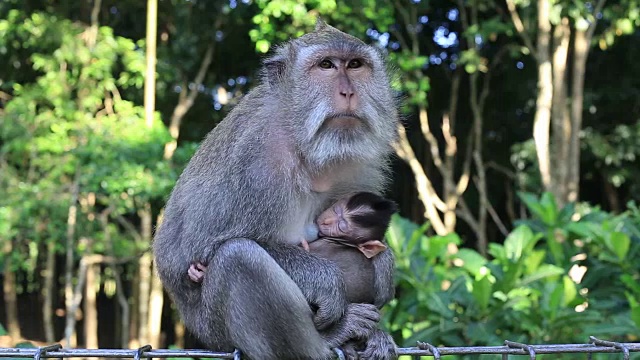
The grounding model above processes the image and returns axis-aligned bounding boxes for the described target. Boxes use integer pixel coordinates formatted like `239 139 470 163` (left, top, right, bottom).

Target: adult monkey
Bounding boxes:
153 19 399 360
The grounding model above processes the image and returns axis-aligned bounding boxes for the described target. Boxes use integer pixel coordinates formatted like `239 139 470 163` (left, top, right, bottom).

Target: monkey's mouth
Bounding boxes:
322 113 366 130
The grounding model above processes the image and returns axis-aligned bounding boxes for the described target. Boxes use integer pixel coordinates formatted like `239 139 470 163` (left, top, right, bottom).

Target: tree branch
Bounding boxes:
586 0 607 41
505 0 537 59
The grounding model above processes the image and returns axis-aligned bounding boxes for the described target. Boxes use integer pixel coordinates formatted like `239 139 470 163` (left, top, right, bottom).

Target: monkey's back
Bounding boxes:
307 239 375 304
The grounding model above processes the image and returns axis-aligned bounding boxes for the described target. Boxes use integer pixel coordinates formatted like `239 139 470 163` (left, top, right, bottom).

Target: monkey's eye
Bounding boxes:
338 219 349 233
319 59 334 69
347 59 363 69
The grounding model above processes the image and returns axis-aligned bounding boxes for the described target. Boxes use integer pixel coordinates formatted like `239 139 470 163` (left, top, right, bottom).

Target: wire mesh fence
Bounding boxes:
0 337 639 360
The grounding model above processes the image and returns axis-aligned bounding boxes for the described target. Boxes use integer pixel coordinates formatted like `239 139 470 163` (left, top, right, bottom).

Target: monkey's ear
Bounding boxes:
263 54 287 87
315 17 328 32
358 240 387 259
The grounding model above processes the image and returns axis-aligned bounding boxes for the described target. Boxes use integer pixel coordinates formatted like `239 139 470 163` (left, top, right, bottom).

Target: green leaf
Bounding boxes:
545 283 564 320
256 39 270 53
626 292 640 329
472 275 492 311
523 249 545 274
616 18 635 34
605 232 630 260
504 225 541 262
520 264 564 286
518 192 547 222
456 249 488 277
562 275 577 306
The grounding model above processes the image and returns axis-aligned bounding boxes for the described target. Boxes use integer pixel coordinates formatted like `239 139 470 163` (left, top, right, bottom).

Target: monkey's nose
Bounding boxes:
339 87 354 98
318 217 332 226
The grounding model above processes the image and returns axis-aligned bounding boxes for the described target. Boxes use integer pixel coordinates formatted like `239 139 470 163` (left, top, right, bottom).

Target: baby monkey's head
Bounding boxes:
317 192 397 242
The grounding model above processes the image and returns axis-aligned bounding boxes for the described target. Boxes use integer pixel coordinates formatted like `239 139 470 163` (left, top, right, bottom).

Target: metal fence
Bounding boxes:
1 337 639 360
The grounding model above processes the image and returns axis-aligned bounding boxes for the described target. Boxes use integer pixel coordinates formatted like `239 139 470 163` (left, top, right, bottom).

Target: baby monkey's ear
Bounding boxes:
357 240 388 259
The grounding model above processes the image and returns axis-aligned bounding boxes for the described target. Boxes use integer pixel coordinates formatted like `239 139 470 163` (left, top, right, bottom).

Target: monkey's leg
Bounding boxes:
259 242 380 347
371 248 395 308
201 238 335 360
358 248 397 359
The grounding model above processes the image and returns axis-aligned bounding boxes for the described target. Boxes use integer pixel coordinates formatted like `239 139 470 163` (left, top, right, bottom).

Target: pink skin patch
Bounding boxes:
187 262 207 283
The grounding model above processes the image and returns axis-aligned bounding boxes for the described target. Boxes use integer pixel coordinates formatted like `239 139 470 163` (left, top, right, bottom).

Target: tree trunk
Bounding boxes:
173 320 185 348
533 0 553 190
568 29 588 203
3 239 21 342
137 253 151 346
147 205 164 348
137 203 153 346
144 0 157 129
443 72 461 233
469 71 489 256
64 172 80 348
551 18 571 206
602 176 620 212
393 121 447 235
128 267 140 348
148 264 164 348
163 43 216 159
101 210 130 348
84 263 99 348
43 239 56 343
64 256 89 348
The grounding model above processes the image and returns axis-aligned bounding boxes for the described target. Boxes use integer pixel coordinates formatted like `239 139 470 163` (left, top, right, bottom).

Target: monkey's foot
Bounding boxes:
187 262 207 283
359 330 397 360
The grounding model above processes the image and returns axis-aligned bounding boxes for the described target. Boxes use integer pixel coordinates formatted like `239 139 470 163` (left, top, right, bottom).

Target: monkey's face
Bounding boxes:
316 198 378 242
281 27 399 168
317 198 352 238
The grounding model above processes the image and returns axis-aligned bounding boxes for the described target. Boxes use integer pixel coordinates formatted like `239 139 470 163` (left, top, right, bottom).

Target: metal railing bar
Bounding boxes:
0 339 638 359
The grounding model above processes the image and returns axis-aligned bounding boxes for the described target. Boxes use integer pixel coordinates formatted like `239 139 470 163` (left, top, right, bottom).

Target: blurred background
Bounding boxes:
1 0 639 357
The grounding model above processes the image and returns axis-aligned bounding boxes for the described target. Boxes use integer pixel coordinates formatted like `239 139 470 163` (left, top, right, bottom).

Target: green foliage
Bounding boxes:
0 11 175 267
584 124 640 194
384 195 640 354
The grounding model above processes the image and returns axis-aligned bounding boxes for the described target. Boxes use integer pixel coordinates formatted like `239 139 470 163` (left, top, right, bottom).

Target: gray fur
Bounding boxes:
306 239 376 304
153 21 398 360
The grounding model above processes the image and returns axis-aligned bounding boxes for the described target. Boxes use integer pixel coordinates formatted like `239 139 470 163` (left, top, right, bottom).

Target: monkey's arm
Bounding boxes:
371 247 396 308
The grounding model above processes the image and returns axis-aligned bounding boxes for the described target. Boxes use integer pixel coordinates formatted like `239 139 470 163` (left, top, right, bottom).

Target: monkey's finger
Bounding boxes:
348 303 380 322
195 263 208 271
187 267 203 283
301 239 310 251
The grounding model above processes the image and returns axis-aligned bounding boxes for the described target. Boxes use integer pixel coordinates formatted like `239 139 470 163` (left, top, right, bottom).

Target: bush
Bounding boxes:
383 192 640 358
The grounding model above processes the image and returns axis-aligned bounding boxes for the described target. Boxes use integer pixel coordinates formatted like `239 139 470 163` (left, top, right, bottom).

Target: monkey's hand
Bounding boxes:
321 303 380 348
358 329 398 360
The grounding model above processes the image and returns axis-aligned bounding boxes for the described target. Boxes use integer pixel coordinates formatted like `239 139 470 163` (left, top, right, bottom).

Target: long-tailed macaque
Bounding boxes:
152 20 399 360
303 192 397 304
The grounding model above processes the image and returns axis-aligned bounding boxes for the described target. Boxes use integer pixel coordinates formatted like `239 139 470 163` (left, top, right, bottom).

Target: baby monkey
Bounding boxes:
188 192 397 305
303 192 397 304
